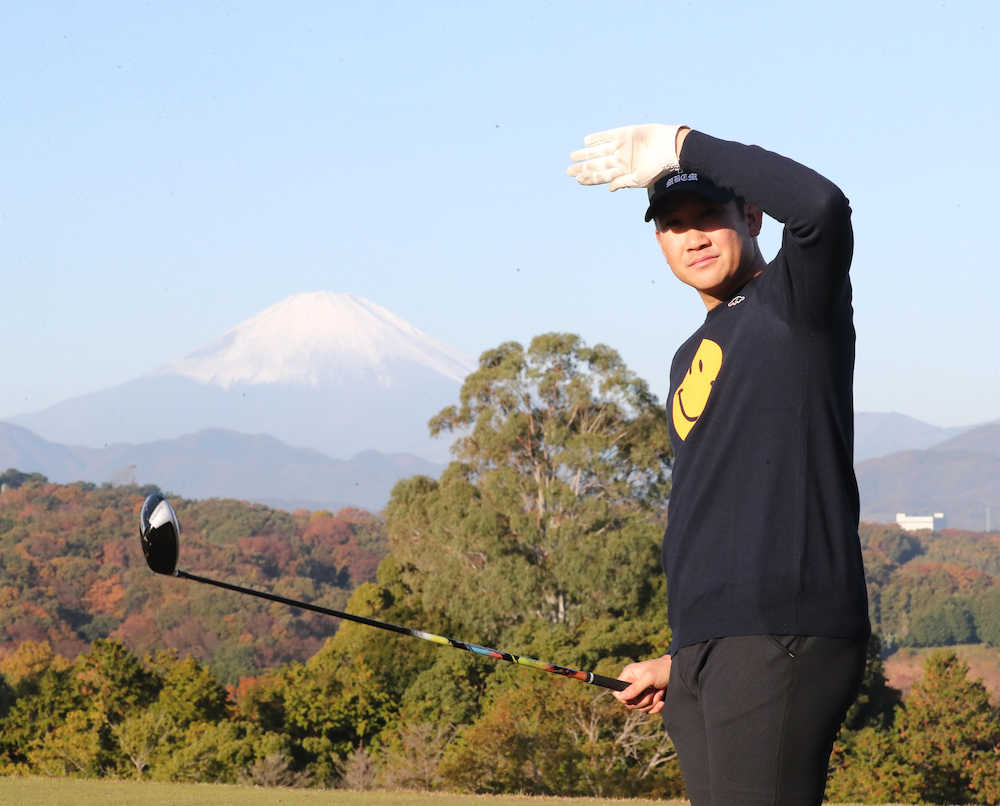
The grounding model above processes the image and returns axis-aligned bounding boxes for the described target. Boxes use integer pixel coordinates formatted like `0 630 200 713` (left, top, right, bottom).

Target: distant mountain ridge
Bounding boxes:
11 292 475 462
5 289 997 524
0 422 444 512
854 412 970 461
5 414 998 527
857 421 1000 530
931 422 1000 457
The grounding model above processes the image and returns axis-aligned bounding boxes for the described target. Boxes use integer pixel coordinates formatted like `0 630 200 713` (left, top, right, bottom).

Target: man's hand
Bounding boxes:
613 654 672 714
567 124 688 191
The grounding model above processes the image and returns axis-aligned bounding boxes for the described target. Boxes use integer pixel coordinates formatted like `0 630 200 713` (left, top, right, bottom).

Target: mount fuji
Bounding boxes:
11 292 476 462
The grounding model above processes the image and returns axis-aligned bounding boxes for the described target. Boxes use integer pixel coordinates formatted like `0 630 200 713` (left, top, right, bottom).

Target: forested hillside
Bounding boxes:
860 521 1000 650
0 470 385 682
3 475 996 688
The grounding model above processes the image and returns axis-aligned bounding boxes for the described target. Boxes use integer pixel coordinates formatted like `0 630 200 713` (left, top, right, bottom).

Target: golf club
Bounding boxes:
139 493 629 692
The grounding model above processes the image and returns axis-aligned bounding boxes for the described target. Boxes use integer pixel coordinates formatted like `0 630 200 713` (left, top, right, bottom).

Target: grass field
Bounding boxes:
0 778 682 806
0 777 920 805
884 643 1000 702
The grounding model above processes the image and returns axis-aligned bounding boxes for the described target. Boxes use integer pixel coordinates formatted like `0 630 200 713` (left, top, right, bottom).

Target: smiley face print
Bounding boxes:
672 339 723 440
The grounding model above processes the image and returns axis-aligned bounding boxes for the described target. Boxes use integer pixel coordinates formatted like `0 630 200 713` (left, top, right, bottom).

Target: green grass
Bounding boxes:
0 777 683 806
0 777 922 805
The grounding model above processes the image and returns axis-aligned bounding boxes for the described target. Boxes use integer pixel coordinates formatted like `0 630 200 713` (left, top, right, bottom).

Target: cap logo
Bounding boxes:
662 172 698 190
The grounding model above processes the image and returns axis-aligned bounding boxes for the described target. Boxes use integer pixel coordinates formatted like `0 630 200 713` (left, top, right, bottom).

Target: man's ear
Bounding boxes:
744 203 763 237
653 226 669 259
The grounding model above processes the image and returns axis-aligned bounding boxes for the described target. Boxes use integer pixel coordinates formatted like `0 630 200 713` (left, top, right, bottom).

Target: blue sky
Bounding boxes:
2 0 998 428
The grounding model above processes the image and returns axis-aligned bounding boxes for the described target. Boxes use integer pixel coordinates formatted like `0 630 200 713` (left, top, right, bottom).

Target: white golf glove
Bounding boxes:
567 123 685 191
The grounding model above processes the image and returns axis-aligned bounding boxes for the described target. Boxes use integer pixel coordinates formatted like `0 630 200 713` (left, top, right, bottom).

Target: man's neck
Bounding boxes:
699 255 766 311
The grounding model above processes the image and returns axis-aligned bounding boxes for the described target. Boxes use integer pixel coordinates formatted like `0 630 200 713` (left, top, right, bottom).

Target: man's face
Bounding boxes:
652 193 761 305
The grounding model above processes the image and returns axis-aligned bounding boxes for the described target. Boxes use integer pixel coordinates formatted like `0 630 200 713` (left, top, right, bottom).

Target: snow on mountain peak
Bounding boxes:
163 292 476 388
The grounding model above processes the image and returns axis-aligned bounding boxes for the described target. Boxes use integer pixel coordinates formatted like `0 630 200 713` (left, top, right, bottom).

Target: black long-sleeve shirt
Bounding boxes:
662 131 870 652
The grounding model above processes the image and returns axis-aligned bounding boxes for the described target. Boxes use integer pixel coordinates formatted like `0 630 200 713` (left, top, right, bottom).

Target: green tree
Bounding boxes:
439 676 681 797
74 639 159 715
859 522 924 566
110 709 170 779
841 633 901 731
233 673 286 733
277 646 396 785
876 561 991 643
148 651 230 727
149 720 257 783
0 673 12 721
439 680 585 795
825 725 923 804
907 598 978 646
974 586 1000 646
0 468 48 489
26 708 103 777
895 650 1000 804
6 640 160 777
827 634 910 802
0 659 80 769
209 642 258 685
398 649 492 727
387 334 671 643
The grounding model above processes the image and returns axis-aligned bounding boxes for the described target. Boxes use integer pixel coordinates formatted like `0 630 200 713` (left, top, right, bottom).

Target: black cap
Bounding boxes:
644 168 734 222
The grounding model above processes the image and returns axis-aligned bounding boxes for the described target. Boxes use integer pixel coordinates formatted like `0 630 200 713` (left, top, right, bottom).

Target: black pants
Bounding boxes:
662 634 866 806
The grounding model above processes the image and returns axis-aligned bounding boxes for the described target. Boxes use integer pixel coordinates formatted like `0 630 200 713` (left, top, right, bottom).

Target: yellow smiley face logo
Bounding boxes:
672 339 723 440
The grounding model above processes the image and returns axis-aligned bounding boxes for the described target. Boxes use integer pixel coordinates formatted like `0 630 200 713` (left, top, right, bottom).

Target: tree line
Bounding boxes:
861 522 1000 649
2 634 998 799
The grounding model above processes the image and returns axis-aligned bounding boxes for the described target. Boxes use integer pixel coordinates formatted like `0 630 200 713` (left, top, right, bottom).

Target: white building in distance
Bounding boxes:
896 512 945 532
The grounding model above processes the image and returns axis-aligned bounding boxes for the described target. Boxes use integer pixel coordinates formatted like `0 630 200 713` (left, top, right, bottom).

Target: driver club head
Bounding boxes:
139 493 180 575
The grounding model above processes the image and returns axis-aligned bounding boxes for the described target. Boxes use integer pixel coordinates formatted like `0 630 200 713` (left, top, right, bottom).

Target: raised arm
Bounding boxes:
569 125 854 323
678 129 854 322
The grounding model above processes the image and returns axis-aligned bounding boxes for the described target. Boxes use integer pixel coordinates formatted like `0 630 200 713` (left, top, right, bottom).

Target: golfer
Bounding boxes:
568 126 870 806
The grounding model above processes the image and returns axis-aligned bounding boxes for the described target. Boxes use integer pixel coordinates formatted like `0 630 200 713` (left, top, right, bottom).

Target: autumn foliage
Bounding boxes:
0 476 385 682
860 522 1000 650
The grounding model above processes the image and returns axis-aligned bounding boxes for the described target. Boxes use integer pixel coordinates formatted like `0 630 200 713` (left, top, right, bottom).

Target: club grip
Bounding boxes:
591 672 630 691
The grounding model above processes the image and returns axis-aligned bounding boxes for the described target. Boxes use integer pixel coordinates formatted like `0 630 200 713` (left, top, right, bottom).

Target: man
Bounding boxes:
568 126 870 806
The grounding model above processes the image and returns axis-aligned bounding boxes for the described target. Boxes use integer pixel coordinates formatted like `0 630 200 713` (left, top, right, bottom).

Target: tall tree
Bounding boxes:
72 639 159 725
895 651 1000 804
386 334 672 641
0 652 80 769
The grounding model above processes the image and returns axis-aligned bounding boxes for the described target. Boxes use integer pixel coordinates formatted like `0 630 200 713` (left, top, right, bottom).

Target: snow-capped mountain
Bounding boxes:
165 292 472 388
11 292 476 462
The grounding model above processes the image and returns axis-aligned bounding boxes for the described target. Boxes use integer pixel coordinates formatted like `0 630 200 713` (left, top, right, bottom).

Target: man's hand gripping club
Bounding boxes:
614 654 672 714
567 124 689 190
